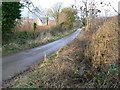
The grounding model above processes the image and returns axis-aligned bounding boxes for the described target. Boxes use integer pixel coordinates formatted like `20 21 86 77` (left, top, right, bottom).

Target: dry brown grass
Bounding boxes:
84 16 119 88
91 16 119 68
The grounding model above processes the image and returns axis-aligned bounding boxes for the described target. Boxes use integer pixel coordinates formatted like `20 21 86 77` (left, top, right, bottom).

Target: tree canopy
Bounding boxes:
61 7 78 29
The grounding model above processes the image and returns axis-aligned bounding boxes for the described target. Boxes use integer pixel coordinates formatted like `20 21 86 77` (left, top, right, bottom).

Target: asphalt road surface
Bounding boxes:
2 29 81 81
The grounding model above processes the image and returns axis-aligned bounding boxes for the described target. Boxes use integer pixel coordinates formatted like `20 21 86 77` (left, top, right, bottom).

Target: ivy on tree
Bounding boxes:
33 22 37 38
2 2 22 43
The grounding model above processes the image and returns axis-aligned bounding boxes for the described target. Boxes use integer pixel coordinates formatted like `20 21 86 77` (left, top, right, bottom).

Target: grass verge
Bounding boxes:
2 28 75 56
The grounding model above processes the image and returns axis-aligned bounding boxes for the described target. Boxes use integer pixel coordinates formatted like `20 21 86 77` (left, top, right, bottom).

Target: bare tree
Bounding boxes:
21 0 43 37
72 0 101 31
43 9 51 26
21 0 42 18
100 1 120 15
48 2 63 25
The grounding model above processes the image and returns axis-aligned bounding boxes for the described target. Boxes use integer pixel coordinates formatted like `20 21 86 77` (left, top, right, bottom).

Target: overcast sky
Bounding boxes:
21 0 120 18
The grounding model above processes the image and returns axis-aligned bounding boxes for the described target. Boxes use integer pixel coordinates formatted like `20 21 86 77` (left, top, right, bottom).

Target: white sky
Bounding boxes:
21 0 120 18
31 0 74 8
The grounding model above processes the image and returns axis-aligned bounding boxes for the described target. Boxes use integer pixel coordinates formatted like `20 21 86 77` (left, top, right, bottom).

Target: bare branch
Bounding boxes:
21 0 42 18
108 2 120 15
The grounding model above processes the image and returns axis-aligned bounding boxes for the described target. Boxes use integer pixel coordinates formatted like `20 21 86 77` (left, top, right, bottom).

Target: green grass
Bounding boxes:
2 28 75 56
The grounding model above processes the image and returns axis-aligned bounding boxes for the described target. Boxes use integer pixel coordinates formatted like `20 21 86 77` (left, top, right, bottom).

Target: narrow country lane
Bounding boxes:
2 29 81 81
